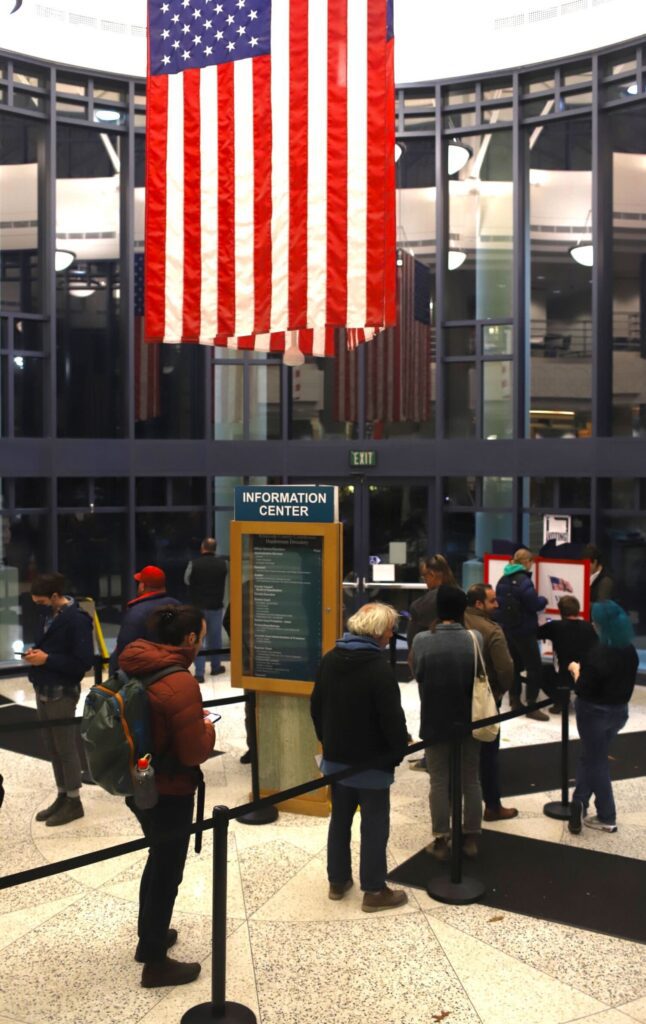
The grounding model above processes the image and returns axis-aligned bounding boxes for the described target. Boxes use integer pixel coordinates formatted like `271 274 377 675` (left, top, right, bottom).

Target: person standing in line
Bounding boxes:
465 583 518 822
583 544 615 604
311 603 410 913
26 572 94 827
119 605 216 987
537 594 598 713
413 585 483 860
406 554 457 661
109 565 180 674
568 600 638 836
184 538 228 683
495 548 550 720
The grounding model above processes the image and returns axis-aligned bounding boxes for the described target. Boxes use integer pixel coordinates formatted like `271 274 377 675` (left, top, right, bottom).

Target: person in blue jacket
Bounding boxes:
495 549 549 720
109 565 180 673
25 572 94 826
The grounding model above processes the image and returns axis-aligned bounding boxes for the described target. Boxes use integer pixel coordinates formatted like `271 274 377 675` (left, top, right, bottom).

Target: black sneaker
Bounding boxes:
239 750 252 764
141 957 201 988
568 799 583 835
36 793 66 822
135 928 178 963
45 796 84 827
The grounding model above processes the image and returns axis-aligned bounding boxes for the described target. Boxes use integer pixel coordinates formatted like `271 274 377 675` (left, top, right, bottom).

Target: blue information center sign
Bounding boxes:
234 485 338 523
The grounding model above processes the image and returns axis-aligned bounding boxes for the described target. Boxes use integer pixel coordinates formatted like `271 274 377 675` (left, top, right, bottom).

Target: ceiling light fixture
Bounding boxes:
447 141 473 176
94 108 122 123
447 249 467 271
569 242 594 267
55 249 75 272
394 140 406 163
626 82 639 96
283 338 305 367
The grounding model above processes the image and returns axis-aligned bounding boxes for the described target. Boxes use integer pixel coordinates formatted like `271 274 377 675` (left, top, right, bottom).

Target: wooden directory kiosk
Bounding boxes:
229 486 343 816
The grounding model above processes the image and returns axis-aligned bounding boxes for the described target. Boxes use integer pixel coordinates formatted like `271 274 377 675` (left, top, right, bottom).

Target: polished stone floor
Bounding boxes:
0 669 645 1024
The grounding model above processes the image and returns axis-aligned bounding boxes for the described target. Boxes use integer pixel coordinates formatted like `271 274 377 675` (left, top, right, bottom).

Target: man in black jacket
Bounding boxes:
25 572 94 826
185 538 228 682
109 565 180 673
311 602 409 913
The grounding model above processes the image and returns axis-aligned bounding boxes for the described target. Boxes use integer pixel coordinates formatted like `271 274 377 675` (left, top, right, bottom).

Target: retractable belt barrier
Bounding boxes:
0 695 555 1023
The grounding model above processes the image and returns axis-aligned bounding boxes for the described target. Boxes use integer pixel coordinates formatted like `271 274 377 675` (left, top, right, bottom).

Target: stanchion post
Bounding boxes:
181 807 257 1024
426 726 486 906
237 690 278 826
543 686 572 820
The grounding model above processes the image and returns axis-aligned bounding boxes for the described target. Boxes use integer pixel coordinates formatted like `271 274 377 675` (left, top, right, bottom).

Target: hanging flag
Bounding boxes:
145 0 396 353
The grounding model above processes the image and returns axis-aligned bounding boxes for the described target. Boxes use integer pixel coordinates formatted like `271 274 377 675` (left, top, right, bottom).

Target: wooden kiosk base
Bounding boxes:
254 691 329 817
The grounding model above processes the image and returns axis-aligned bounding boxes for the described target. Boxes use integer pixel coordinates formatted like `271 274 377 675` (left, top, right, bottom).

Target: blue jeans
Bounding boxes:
195 607 223 678
573 698 628 825
327 783 390 892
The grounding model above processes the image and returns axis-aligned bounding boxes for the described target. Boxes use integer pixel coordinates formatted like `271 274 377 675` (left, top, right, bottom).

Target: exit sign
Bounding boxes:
349 450 377 467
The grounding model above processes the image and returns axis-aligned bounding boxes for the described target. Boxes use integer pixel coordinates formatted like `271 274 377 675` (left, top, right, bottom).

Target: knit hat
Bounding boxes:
436 584 467 622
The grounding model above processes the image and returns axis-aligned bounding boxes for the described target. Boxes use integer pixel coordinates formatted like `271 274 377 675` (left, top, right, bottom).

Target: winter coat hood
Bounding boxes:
503 562 529 577
118 638 195 676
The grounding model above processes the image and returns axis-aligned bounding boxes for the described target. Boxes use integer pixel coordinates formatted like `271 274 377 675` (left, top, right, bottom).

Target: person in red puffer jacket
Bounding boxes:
119 605 215 990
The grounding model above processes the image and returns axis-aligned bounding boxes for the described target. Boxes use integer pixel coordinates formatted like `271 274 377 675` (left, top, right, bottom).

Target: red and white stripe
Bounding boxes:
145 0 394 353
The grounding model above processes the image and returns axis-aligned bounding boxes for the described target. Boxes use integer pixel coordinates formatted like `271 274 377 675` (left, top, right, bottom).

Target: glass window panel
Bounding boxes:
483 324 512 354
606 478 636 510
483 361 513 439
529 117 592 438
56 100 87 118
443 512 475 584
1 512 47 654
445 326 475 356
604 81 640 103
290 335 358 440
94 479 127 506
445 362 475 438
604 51 637 77
13 354 43 436
445 86 475 105
135 112 146 130
213 477 243 507
483 477 513 507
13 92 47 113
56 75 87 97
58 479 89 507
13 62 47 89
523 74 555 95
0 112 43 314
15 478 47 507
0 357 7 436
610 102 646 437
403 114 435 132
529 477 555 507
134 331 204 440
58 512 128 646
446 131 513 321
445 110 477 129
136 479 167 505
601 514 646 653
476 509 514 557
403 90 435 110
93 80 127 103
214 363 244 440
135 511 204 597
639 480 646 511
561 91 592 110
0 87 5 103
0 58 8 79
14 319 44 351
483 80 513 101
444 477 477 506
523 97 557 118
483 106 513 123
559 478 591 508
249 363 281 440
171 478 206 505
366 484 428 595
0 320 7 349
396 135 435 189
562 66 592 87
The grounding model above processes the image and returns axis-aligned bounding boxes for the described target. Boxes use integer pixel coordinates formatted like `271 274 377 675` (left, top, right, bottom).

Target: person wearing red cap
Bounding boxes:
109 566 180 673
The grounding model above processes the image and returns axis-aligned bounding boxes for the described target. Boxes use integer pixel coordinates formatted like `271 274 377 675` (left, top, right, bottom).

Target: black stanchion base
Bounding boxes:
236 806 279 826
426 875 486 905
181 1000 257 1023
543 800 572 820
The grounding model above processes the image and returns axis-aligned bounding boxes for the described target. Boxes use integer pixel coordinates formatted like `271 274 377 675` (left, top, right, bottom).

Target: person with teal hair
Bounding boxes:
568 601 638 835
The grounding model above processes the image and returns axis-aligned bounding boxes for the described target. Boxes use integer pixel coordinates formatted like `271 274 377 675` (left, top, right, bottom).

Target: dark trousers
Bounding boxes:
479 728 501 809
507 632 544 703
36 694 82 793
327 783 390 893
127 793 194 963
573 699 628 824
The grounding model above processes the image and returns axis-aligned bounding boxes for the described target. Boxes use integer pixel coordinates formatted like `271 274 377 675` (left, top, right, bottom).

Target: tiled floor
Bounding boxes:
0 671 645 1024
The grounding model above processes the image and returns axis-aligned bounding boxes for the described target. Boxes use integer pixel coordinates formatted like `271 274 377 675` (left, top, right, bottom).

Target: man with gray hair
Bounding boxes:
311 602 409 913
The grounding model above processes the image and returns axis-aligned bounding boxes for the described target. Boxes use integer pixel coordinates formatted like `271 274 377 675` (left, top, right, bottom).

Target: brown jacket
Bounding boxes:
464 607 514 702
119 638 215 796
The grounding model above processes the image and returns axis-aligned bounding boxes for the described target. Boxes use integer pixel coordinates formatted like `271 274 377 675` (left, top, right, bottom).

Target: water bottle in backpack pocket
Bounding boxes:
133 754 158 810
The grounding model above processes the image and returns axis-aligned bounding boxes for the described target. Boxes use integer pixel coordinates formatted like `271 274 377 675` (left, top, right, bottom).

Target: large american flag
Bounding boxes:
145 0 396 355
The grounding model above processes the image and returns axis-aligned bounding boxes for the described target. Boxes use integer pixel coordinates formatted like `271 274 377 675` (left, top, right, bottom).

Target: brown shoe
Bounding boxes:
135 928 178 963
462 836 478 859
141 957 201 988
361 885 408 913
425 837 450 861
328 879 353 901
45 796 84 827
527 709 550 721
484 805 519 822
549 705 561 715
36 793 66 822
